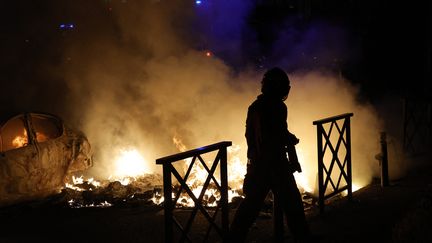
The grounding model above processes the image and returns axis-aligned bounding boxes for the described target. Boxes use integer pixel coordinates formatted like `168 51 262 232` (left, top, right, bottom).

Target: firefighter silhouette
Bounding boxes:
228 67 310 242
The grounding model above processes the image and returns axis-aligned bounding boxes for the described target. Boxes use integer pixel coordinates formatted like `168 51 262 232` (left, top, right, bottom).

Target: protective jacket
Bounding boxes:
246 94 296 171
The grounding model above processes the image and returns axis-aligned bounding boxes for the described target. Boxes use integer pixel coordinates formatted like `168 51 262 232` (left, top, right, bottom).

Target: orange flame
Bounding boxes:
12 129 48 148
36 132 48 143
12 129 28 148
163 135 245 207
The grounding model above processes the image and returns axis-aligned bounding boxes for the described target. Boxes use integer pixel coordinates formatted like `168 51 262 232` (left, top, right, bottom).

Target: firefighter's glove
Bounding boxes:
288 162 302 173
288 133 300 145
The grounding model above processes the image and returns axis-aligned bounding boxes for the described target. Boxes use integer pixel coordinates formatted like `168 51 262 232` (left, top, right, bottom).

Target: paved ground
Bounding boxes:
1 155 431 243
239 154 432 243
304 155 432 243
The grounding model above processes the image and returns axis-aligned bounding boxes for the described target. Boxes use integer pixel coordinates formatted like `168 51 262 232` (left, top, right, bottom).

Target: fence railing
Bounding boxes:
313 113 353 213
403 98 432 155
156 141 232 243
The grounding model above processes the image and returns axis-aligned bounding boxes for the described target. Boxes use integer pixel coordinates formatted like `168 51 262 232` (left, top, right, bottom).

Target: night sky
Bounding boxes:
1 0 431 122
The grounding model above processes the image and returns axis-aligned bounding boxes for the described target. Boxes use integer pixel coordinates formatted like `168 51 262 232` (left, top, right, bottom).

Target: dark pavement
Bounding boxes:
1 155 431 243
303 155 432 243
232 154 432 243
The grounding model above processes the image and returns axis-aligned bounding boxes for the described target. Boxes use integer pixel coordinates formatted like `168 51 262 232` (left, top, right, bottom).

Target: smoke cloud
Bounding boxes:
288 71 382 192
65 2 382 193
4 0 407 193
58 1 256 179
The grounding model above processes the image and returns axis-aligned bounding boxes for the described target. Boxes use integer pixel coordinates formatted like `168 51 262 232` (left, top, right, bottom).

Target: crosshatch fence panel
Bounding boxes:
403 98 432 156
156 141 231 243
313 113 353 214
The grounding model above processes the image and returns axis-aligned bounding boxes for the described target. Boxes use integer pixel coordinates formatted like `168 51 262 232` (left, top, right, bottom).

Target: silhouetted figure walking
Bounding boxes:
228 67 309 242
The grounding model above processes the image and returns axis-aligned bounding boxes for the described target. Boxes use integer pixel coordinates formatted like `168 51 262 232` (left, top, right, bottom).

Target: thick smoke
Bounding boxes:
3 1 404 192
61 1 258 179
288 71 382 192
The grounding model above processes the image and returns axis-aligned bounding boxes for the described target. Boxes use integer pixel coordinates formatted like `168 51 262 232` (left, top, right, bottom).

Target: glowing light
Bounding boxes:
342 184 362 196
99 201 113 207
72 175 84 184
352 184 361 192
294 173 313 193
65 175 101 191
229 189 242 201
151 190 164 205
68 199 112 208
59 23 75 30
36 132 48 143
119 177 131 186
87 177 101 187
172 135 187 152
12 129 47 147
12 129 28 148
114 149 149 178
206 51 212 57
195 0 202 5
293 147 313 193
227 144 247 188
65 183 84 191
164 135 245 207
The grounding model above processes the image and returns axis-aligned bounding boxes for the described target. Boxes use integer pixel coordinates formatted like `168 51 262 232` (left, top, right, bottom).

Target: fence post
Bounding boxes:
317 124 325 214
346 117 353 200
162 163 173 243
402 97 432 155
220 146 229 241
156 141 232 242
380 132 389 187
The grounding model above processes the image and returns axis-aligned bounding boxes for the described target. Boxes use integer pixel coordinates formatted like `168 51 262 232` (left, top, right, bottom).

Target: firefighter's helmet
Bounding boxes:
261 67 291 101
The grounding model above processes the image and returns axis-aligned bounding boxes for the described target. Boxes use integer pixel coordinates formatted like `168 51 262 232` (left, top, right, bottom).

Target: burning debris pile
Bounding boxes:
61 173 245 209
58 141 244 209
60 174 315 211
0 112 330 213
62 174 163 208
59 142 242 209
56 136 317 210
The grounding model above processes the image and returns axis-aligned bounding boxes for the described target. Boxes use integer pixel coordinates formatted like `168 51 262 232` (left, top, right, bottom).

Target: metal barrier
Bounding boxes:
313 113 353 213
403 98 432 155
156 141 232 243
